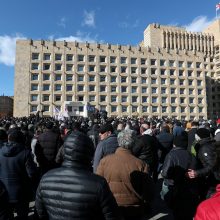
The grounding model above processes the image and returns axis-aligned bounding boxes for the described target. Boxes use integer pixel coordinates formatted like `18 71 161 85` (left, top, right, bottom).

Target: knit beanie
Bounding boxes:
196 128 210 139
173 131 188 149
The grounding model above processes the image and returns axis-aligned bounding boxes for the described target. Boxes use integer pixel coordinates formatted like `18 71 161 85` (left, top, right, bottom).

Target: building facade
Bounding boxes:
14 20 220 119
0 96 13 117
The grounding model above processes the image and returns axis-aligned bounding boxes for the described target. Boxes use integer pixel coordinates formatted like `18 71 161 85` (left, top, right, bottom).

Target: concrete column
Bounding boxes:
173 32 177 49
177 32 181 49
166 31 169 49
185 33 188 50
189 34 192 50
169 32 173 49
162 31 165 48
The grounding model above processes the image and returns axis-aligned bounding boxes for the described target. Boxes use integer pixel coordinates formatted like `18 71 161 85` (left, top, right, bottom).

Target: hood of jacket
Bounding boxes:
1 142 24 157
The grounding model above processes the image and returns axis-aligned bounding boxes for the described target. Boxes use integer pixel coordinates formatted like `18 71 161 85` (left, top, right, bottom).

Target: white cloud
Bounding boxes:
58 17 66 28
0 34 26 66
185 16 214 32
82 10 95 27
118 19 140 29
56 31 99 43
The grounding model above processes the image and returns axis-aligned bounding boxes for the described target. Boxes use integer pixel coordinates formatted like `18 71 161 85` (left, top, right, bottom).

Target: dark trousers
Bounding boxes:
9 202 29 220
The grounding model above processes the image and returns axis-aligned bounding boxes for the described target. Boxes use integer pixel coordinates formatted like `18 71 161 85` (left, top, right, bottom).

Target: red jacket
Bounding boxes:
195 185 220 220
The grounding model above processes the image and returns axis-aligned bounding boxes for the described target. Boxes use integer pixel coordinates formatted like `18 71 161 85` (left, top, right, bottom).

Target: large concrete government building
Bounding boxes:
14 19 220 119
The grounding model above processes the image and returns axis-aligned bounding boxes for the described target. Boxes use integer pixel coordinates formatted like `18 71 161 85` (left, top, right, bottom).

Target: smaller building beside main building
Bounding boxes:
0 96 13 117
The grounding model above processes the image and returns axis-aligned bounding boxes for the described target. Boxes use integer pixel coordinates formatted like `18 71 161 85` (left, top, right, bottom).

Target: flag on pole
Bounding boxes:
216 3 220 10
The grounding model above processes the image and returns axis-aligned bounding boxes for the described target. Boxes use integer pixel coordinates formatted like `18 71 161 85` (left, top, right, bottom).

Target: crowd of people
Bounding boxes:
0 114 220 220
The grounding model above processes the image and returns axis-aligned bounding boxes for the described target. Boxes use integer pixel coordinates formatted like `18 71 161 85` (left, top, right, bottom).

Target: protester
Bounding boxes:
36 131 121 220
97 129 152 220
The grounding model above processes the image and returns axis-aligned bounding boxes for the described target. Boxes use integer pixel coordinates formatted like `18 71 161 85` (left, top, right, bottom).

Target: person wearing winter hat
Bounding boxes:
161 131 199 220
187 128 218 199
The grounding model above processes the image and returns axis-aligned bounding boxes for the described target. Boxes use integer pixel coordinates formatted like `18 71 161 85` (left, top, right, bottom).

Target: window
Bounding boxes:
131 77 137 83
100 95 106 102
43 95 49 101
162 97 166 103
162 106 167 113
78 55 84 62
121 57 127 64
161 69 166 75
198 89 202 95
197 71 202 77
89 65 95 72
66 54 73 61
121 76 127 83
161 78 166 84
151 68 156 75
66 74 73 81
141 77 147 84
131 67 137 74
55 64 62 71
141 68 147 74
152 97 157 103
43 105 49 112
78 75 84 81
197 80 202 86
198 98 203 104
179 61 184 68
111 76 116 82
55 84 61 91
100 86 106 92
111 96 117 102
152 87 157 93
151 59 156 65
142 87 147 93
170 79 175 85
31 84 38 91
151 78 157 84
190 107 194 113
188 70 193 77
79 106 84 112
110 56 116 63
160 60 165 66
55 74 61 81
171 88 175 94
132 106 138 112
189 89 193 95
66 64 73 71
100 76 106 82
43 84 50 91
171 97 176 103
169 60 175 67
121 66 127 73
180 88 185 94
44 53 51 60
89 96 95 102
32 53 39 60
170 69 175 76
43 63 50 71
132 87 137 93
78 65 84 72
181 107 185 113
66 95 72 101
31 74 38 80
100 56 106 63
171 106 176 113
55 54 62 61
131 58 137 64
142 106 148 112
89 75 95 82
122 96 127 102
111 106 117 112
31 63 39 70
179 70 184 76
132 96 137 102
196 62 201 68
199 107 203 113
141 58 146 65
161 88 166 94
180 98 185 104
110 66 116 73
43 74 50 81
89 85 95 92
188 80 193 86
78 96 84 101
100 66 106 72
187 62 192 68
31 105 37 112
152 106 158 112
142 96 147 102
89 55 95 62
179 80 184 85
121 86 127 93
78 85 84 92
189 98 194 104
122 106 127 112
31 95 38 101
66 85 72 91
55 95 61 101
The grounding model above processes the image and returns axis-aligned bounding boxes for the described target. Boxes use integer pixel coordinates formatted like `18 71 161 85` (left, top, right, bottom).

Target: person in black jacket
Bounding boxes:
187 121 198 152
35 131 121 220
187 128 219 199
0 130 37 220
161 131 199 220
0 129 7 148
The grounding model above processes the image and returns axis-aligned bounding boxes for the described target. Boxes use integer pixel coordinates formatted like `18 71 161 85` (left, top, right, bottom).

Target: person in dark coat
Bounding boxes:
0 180 11 220
0 129 7 148
0 130 37 220
187 121 199 152
173 121 184 137
161 131 199 220
36 121 62 174
35 131 121 220
93 123 118 172
187 128 219 199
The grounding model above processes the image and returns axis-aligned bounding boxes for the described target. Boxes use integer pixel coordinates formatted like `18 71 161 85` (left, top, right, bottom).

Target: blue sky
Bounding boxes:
0 0 218 96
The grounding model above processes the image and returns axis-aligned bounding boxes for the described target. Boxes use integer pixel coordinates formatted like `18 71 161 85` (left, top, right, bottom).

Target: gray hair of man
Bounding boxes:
117 129 136 150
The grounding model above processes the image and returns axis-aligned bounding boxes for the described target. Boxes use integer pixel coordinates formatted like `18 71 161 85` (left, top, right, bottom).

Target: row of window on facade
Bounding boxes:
30 83 204 95
31 53 209 69
31 73 204 86
30 93 204 104
31 61 210 73
30 104 204 114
